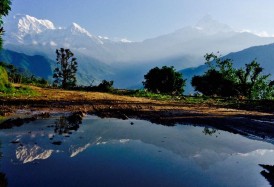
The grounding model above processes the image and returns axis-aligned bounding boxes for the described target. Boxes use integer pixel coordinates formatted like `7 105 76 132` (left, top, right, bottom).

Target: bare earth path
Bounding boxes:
1 85 274 141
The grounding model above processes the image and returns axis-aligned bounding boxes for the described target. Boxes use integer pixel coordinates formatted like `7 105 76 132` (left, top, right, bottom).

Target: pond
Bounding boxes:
0 114 274 187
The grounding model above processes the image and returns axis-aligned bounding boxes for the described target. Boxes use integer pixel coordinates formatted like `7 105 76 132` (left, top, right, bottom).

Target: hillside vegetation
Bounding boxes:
0 66 10 91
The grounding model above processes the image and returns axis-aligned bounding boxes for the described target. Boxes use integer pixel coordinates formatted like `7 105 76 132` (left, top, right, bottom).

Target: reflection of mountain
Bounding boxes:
70 143 91 158
16 145 54 164
3 116 274 171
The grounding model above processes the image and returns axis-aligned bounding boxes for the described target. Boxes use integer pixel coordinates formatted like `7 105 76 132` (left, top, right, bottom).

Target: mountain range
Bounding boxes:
2 14 274 89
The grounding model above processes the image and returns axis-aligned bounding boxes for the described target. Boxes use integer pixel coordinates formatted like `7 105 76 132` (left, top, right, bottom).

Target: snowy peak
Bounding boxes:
4 14 105 46
195 15 233 34
69 22 92 37
13 14 55 36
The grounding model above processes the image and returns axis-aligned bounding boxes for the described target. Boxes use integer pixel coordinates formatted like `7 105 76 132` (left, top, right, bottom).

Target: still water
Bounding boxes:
0 114 273 187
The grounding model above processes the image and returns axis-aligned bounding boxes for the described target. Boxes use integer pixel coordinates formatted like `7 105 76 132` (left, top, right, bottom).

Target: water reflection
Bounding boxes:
0 142 8 187
54 112 84 135
0 172 8 187
16 145 54 164
202 127 217 136
0 115 274 187
260 164 274 186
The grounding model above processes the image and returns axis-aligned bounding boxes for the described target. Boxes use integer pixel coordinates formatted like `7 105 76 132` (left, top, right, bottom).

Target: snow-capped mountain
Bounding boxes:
11 14 55 35
4 15 107 57
2 14 274 88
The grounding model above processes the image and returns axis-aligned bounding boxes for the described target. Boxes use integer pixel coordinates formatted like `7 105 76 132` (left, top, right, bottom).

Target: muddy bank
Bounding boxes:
1 97 274 144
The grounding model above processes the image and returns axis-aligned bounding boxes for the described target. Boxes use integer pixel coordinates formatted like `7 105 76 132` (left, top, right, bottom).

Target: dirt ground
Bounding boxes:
1 85 274 141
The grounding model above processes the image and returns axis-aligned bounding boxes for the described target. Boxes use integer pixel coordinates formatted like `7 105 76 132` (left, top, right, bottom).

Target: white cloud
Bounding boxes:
98 35 109 40
50 41 57 46
32 40 38 45
120 38 132 43
240 29 274 37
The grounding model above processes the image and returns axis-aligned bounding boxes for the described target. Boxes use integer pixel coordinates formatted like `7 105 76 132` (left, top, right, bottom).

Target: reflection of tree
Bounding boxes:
202 127 217 136
259 164 274 186
0 172 8 187
54 112 83 135
0 142 8 187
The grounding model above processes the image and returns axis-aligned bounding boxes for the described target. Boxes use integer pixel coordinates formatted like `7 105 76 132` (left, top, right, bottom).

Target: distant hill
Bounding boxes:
0 49 53 79
180 43 274 94
0 49 114 86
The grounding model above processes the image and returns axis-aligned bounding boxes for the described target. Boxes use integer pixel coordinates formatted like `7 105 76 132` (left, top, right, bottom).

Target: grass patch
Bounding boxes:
0 116 7 123
113 89 178 100
0 85 38 97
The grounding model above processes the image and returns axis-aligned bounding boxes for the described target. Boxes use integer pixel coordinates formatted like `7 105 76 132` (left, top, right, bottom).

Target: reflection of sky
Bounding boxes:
0 115 274 186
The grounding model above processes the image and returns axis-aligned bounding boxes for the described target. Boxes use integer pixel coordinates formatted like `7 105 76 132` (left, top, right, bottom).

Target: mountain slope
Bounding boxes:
0 49 53 79
0 49 114 86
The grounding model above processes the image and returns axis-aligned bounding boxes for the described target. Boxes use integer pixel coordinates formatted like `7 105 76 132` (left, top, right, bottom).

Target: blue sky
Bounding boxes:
7 0 274 41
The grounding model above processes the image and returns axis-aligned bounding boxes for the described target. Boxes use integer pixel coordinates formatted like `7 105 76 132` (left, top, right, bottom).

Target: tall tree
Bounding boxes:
0 0 11 48
235 60 273 99
53 48 78 89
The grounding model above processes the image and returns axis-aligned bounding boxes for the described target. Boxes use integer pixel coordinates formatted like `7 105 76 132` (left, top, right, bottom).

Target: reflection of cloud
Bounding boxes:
238 149 274 157
190 150 230 170
119 139 130 144
16 145 54 164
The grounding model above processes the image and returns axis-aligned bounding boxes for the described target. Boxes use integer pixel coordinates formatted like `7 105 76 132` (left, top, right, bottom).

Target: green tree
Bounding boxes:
191 53 274 99
235 60 273 99
205 52 237 82
143 66 186 95
192 69 237 97
192 53 238 97
0 0 11 48
53 48 78 89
